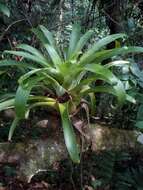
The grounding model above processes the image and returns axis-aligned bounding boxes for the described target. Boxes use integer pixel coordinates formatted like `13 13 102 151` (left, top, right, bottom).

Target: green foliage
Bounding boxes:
113 60 143 129
0 3 10 17
92 151 143 190
0 24 143 162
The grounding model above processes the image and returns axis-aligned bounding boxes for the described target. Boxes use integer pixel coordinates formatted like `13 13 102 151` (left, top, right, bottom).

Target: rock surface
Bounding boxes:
0 136 67 182
90 124 143 152
0 123 143 182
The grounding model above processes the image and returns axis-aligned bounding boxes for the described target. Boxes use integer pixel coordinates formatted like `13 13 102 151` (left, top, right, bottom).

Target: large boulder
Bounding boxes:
0 123 143 182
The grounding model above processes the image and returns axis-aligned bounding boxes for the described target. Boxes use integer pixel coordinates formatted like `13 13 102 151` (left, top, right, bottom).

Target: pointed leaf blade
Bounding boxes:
17 44 47 61
44 44 62 68
39 25 57 48
0 99 15 111
0 59 35 69
15 86 31 119
73 29 94 57
5 50 49 67
59 102 80 163
8 117 19 141
0 3 10 17
93 46 143 64
79 33 126 65
67 23 81 59
32 27 48 44
84 64 126 104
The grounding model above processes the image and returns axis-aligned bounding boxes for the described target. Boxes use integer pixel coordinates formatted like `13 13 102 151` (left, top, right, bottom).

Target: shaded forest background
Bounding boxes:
1 0 143 48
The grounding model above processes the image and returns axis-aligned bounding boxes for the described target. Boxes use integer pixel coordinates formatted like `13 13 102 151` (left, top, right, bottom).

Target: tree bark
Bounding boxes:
103 0 124 34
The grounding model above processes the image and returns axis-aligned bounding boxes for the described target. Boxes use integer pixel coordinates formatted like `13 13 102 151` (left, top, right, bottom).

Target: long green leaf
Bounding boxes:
61 64 83 89
105 60 129 68
33 26 61 56
91 46 143 64
32 27 48 44
126 94 136 104
67 24 81 59
44 44 62 68
15 71 54 119
39 25 57 48
0 59 35 69
41 72 66 96
18 68 65 96
85 64 117 83
15 86 31 119
79 33 126 65
80 86 116 96
5 50 49 67
0 99 14 111
73 29 94 58
8 117 19 141
0 93 15 102
17 44 48 61
29 95 55 102
81 86 133 105
70 75 109 93
18 68 45 84
29 101 56 109
8 97 55 141
59 102 80 163
22 76 46 91
0 3 10 17
0 70 6 75
84 64 126 104
68 71 86 90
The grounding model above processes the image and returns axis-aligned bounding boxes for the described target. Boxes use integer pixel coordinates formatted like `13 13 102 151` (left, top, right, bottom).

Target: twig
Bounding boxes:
7 37 13 49
0 19 26 42
102 9 122 26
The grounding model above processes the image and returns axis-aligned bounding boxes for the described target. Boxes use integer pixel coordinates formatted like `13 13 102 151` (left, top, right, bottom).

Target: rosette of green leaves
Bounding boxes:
1 24 143 163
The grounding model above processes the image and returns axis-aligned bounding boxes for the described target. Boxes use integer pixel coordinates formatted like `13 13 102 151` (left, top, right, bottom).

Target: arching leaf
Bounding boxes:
67 23 81 59
59 102 80 163
0 3 10 17
79 33 126 65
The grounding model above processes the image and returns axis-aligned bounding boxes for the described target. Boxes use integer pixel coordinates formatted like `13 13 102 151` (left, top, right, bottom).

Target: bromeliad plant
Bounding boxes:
0 24 143 163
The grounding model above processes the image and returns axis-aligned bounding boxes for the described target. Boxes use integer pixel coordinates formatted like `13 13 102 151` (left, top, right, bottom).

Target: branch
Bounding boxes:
0 19 26 42
102 9 122 27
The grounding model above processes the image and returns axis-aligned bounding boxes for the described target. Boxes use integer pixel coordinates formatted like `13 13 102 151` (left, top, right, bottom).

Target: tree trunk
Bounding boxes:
103 0 124 34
